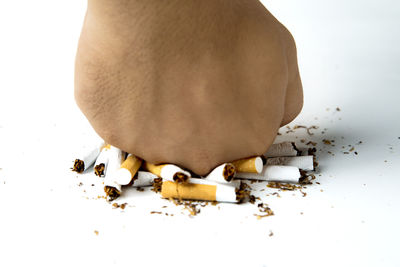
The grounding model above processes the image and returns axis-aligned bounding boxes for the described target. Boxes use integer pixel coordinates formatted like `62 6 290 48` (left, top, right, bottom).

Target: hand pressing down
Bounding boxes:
74 0 303 176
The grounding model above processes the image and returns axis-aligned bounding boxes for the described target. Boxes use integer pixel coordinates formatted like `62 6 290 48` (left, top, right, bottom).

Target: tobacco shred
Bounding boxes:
223 164 236 182
236 183 252 203
255 203 274 219
322 139 332 145
150 211 162 214
94 163 105 177
267 182 302 191
173 172 189 183
151 178 163 193
72 159 84 173
104 186 121 201
293 125 319 135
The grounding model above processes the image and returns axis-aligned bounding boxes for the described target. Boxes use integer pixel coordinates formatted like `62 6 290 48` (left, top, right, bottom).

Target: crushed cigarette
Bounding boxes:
204 163 236 184
94 144 111 177
132 171 158 188
264 142 300 158
104 185 121 201
266 156 314 171
113 154 142 185
72 140 104 173
235 165 301 183
161 178 238 203
144 162 190 183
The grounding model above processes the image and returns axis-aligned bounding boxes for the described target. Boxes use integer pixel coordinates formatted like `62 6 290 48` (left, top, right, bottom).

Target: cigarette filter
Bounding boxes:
161 178 238 203
131 171 158 187
204 163 236 184
72 140 105 173
113 154 143 185
264 142 300 158
231 156 263 173
235 165 301 183
94 145 112 177
144 162 191 183
266 156 314 171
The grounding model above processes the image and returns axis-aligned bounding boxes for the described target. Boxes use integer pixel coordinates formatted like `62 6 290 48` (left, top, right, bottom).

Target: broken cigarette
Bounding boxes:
266 156 314 171
103 146 125 200
94 144 111 177
231 156 263 173
72 140 105 173
204 163 236 184
131 171 158 188
113 154 143 185
161 178 238 202
264 142 300 158
144 162 191 183
235 165 301 183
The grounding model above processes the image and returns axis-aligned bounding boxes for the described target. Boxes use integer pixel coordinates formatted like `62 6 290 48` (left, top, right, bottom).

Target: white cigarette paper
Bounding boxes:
204 163 236 184
73 139 105 172
235 165 301 183
145 162 191 182
94 146 111 176
161 164 191 182
188 177 241 189
104 146 125 188
266 156 314 171
131 171 158 187
264 142 300 158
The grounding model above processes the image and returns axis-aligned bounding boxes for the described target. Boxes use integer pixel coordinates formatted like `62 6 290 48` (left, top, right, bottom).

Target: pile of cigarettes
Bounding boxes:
72 141 315 203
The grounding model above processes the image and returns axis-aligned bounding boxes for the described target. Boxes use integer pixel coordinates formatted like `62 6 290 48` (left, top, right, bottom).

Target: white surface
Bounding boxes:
0 1 399 267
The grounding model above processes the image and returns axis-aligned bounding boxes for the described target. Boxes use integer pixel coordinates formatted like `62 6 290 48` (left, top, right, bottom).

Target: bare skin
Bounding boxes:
75 0 303 176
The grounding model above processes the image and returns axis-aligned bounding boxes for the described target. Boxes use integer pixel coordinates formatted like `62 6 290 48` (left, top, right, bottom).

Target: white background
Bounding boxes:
0 1 399 266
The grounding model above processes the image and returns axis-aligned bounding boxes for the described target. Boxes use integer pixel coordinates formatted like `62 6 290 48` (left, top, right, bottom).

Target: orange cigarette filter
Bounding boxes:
231 156 263 173
161 181 217 201
144 162 164 177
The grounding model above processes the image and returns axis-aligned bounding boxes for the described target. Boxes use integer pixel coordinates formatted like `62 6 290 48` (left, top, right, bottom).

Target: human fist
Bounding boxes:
75 0 303 176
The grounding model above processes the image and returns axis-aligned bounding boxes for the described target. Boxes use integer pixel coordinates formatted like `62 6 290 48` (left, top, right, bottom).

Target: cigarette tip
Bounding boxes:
223 163 236 182
173 172 189 183
104 186 121 201
72 159 84 173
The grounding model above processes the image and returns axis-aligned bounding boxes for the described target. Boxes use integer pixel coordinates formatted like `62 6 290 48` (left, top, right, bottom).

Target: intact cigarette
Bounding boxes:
131 171 158 187
72 140 105 173
113 154 143 185
266 156 314 171
144 162 191 183
231 156 263 173
161 178 238 203
94 145 111 177
264 142 300 158
204 163 236 184
235 165 301 183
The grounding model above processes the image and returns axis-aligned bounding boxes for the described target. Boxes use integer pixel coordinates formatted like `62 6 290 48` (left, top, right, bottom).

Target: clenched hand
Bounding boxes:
75 0 303 176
